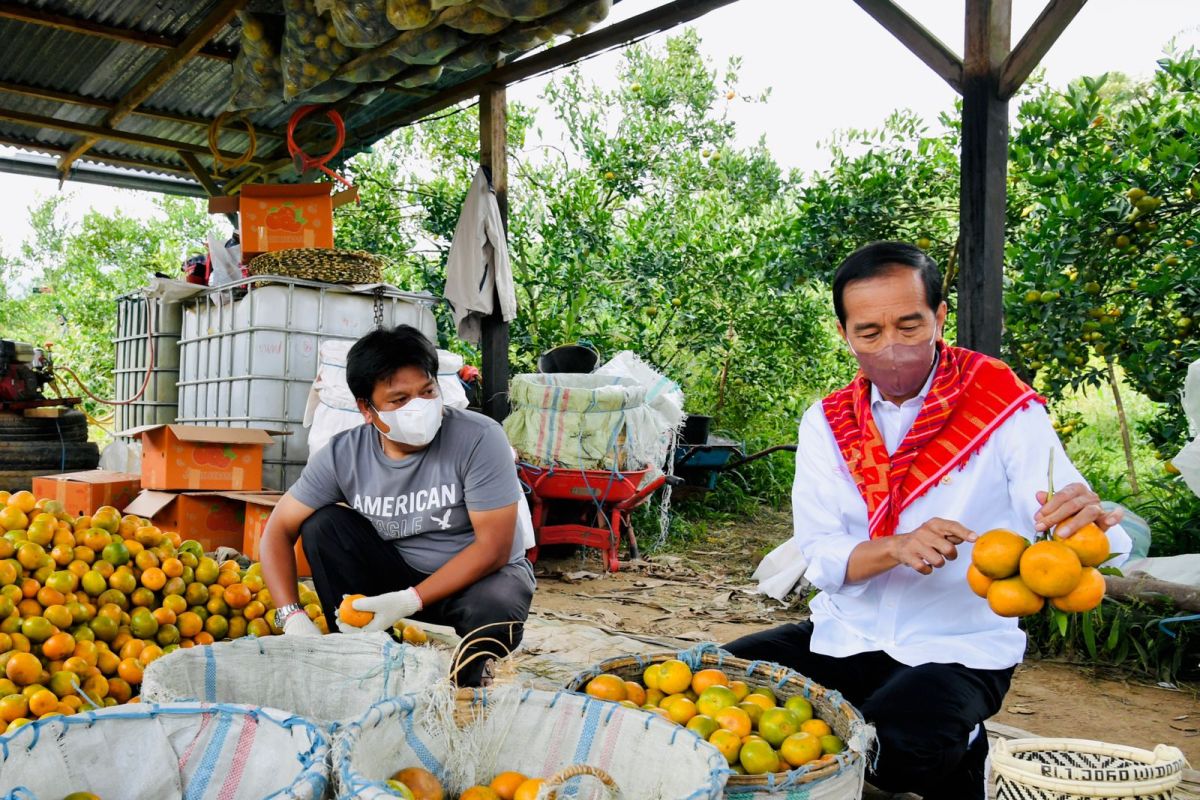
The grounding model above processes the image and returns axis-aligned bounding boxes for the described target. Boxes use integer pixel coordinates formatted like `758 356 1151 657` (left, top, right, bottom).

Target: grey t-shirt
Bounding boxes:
291 407 524 573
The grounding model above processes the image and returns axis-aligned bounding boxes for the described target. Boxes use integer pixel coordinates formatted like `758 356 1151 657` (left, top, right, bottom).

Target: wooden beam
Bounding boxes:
479 83 511 422
56 0 247 177
0 107 273 166
0 79 281 138
998 0 1087 98
851 0 964 94
365 0 741 134
0 2 236 61
0 134 194 177
957 0 1011 356
179 151 239 227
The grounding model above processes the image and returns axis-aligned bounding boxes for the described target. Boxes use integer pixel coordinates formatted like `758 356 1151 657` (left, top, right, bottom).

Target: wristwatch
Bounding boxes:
273 603 304 628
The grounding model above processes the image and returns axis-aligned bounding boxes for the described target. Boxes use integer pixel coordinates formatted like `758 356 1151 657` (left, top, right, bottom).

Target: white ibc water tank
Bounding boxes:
175 277 437 490
114 293 183 430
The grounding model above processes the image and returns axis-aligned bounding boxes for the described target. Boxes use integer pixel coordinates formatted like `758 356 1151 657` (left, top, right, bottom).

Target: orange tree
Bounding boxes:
1005 53 1200 467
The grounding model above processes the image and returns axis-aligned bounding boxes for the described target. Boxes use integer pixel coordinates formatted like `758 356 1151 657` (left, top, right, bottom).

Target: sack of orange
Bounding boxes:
969 452 1114 618
0 489 324 736
384 765 545 800
583 660 843 776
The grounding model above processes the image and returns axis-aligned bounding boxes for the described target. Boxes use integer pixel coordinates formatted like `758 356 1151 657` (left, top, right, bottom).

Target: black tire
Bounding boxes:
0 469 45 493
0 440 99 471
0 411 90 442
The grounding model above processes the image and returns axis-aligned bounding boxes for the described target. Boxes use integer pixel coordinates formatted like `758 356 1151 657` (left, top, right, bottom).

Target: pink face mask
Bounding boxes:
850 335 938 398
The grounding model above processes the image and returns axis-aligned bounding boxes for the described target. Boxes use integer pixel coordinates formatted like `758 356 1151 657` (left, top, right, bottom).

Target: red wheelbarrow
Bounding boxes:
518 464 667 572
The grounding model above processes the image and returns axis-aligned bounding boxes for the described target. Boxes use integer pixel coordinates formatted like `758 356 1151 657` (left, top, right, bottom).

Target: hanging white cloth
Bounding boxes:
444 166 517 344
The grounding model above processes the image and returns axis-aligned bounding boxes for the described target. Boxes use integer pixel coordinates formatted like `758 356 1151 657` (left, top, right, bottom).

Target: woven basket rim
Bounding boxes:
993 738 1186 795
565 650 869 790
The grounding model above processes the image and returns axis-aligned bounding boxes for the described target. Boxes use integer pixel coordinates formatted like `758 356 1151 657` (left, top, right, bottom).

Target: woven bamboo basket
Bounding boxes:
247 248 387 284
992 738 1187 800
566 647 875 796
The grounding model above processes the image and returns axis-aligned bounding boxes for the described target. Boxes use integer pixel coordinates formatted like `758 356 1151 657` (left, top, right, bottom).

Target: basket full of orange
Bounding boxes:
566 646 874 797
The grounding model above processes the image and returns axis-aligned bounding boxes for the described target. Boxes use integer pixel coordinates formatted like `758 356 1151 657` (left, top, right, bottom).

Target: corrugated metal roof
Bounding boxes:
0 0 619 193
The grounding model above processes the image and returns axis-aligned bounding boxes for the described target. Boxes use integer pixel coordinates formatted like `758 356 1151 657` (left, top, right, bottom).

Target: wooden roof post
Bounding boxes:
479 82 510 422
958 0 1011 356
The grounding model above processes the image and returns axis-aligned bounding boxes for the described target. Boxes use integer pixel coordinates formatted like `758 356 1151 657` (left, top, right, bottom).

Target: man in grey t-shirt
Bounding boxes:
259 325 534 686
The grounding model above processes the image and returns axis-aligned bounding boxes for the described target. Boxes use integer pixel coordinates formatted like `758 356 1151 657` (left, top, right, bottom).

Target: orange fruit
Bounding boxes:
1019 540 1082 597
780 731 823 767
0 693 28 722
966 564 993 598
338 594 373 628
740 692 774 713
117 657 144 685
800 718 832 738
1055 523 1110 568
642 663 661 690
714 705 752 738
987 576 1045 618
584 673 627 703
691 668 730 694
224 583 252 609
687 714 720 739
696 685 739 717
656 660 693 694
28 688 57 716
728 680 750 701
7 491 36 514
1050 567 1106 613
740 738 781 775
708 728 742 764
391 767 444 800
460 788 500 800
512 778 543 800
489 771 528 800
6 652 41 685
623 681 646 706
759 707 801 746
971 529 1029 579
666 697 698 724
42 632 75 661
140 567 166 591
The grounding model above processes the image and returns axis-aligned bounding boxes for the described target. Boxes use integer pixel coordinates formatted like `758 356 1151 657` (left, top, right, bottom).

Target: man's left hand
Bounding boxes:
1034 482 1123 537
336 588 423 634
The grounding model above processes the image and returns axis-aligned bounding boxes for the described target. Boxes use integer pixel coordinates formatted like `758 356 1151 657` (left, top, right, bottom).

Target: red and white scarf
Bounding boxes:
821 343 1044 539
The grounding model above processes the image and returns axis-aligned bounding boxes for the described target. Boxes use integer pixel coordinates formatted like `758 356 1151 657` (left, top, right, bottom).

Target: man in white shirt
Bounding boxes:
726 242 1130 799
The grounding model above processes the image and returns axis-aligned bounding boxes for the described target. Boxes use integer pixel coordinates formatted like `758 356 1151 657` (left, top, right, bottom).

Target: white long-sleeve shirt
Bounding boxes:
444 166 517 345
793 382 1132 671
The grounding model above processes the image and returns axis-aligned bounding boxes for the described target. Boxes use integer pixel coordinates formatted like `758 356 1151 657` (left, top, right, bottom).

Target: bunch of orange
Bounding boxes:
969 525 1110 617
584 661 843 776
0 489 325 736
386 766 544 800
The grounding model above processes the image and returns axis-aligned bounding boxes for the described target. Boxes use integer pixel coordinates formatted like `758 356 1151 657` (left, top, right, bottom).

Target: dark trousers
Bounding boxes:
301 505 536 687
725 622 1012 800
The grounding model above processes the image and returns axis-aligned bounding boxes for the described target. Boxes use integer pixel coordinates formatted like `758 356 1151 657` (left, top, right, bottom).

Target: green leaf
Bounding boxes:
1053 607 1070 638
1098 566 1124 577
1082 608 1098 660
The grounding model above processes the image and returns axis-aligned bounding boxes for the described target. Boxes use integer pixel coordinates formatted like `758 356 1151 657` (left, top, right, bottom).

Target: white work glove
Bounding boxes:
336 588 423 634
282 611 322 637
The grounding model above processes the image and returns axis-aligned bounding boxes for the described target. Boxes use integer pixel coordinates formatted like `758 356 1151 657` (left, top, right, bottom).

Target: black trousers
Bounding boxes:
725 622 1012 800
300 505 536 687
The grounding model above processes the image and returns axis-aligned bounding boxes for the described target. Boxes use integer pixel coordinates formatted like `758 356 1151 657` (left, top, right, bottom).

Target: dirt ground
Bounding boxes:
528 508 1200 764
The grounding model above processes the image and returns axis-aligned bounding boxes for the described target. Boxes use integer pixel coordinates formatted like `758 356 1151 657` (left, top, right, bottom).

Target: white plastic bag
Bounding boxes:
1173 358 1200 498
752 537 809 601
207 231 243 287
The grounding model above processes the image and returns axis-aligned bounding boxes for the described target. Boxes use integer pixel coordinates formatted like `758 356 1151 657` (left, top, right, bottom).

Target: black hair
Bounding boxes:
832 241 944 326
346 325 438 402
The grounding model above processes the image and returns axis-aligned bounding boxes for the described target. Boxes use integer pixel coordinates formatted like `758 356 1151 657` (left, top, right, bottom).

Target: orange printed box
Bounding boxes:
241 493 310 578
124 491 247 554
117 424 278 492
32 470 141 517
209 183 358 258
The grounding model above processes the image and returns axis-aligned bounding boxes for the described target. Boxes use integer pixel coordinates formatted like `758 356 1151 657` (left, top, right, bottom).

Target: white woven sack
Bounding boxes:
141 633 447 726
334 687 730 799
303 341 470 457
992 738 1186 800
0 703 329 800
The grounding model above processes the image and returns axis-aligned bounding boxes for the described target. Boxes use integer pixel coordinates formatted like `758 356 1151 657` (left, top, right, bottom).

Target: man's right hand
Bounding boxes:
890 517 977 575
283 612 322 637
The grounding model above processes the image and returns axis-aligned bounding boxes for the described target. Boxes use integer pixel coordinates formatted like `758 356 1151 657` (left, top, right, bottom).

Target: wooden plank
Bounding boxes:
0 79 281 138
851 0 964 93
56 0 247 177
0 107 273 166
0 134 195 177
364 0 740 135
479 83 511 422
957 0 1011 356
0 2 236 61
178 150 239 226
998 0 1087 98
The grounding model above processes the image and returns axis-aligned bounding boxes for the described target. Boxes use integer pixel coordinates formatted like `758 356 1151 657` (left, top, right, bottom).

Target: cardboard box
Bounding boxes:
32 470 141 517
241 493 311 578
208 184 358 258
117 424 277 492
125 491 248 554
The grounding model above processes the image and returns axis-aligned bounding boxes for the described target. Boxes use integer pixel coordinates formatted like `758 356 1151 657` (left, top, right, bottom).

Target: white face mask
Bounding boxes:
371 395 444 447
